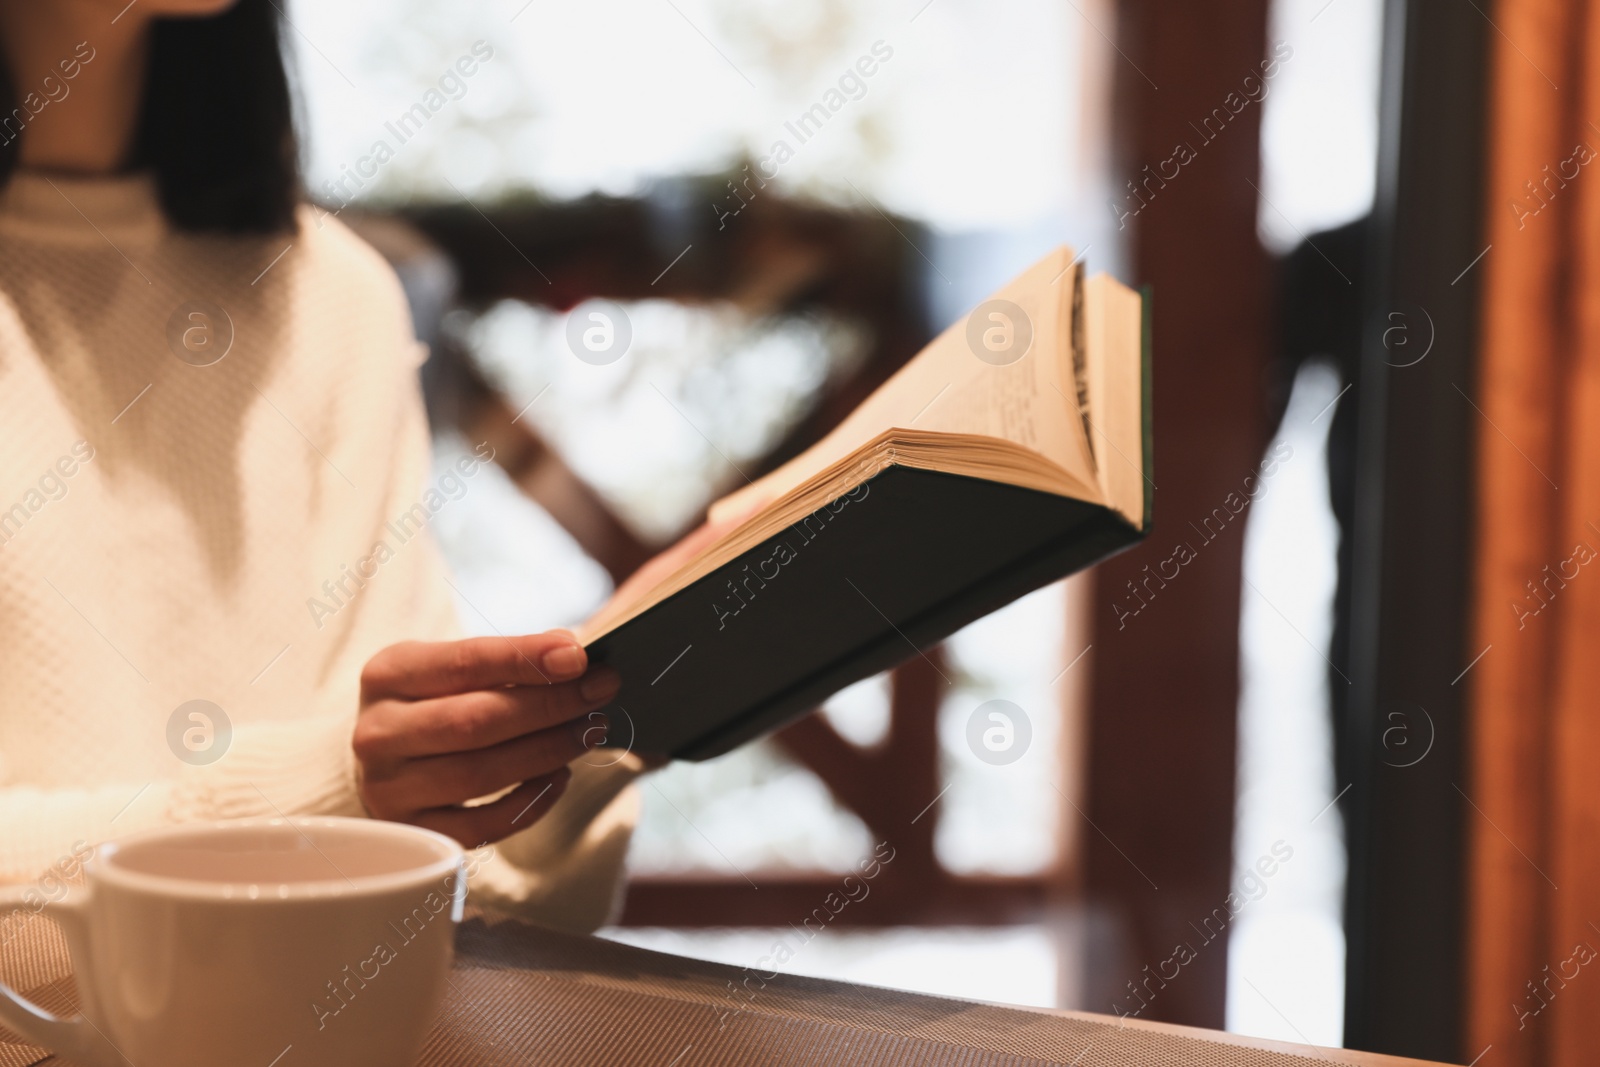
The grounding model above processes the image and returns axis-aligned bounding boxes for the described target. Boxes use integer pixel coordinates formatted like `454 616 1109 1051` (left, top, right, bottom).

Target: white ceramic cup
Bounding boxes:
0 817 465 1067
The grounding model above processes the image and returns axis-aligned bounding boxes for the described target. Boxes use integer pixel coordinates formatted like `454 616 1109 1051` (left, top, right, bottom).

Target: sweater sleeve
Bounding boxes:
464 754 645 933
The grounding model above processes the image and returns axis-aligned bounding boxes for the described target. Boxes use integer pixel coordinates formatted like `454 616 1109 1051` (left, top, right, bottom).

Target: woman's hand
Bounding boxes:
353 631 619 847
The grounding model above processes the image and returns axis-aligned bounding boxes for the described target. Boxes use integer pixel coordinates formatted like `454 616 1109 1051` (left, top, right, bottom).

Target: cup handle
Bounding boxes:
0 885 118 1067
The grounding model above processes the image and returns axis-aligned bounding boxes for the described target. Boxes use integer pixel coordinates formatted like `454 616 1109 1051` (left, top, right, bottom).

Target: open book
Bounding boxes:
578 247 1151 759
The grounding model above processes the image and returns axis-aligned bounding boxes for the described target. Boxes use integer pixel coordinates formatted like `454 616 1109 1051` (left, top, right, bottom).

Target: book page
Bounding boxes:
908 252 1096 488
710 247 1099 523
1085 273 1147 528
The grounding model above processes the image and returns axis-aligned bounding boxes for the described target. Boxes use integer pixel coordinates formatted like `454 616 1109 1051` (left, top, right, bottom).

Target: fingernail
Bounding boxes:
579 669 620 703
541 645 585 679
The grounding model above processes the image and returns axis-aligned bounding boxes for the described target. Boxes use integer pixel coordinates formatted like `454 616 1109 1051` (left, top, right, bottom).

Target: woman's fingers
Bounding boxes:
364 713 607 812
408 768 573 848
361 632 592 701
354 671 619 761
354 632 623 843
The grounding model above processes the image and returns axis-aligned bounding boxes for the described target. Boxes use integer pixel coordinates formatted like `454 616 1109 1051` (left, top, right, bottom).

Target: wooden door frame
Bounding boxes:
1342 0 1486 1058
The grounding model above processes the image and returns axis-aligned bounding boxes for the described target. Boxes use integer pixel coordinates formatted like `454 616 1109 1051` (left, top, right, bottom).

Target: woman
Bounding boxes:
0 0 647 932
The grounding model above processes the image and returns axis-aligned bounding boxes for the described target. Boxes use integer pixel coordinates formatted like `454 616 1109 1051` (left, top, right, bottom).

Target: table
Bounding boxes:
2 910 1456 1066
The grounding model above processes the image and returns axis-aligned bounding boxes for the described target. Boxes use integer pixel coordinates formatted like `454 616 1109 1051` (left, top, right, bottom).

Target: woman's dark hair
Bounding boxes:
0 0 301 234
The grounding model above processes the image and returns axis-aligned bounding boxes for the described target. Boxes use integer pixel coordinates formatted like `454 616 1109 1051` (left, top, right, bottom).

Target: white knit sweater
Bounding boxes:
0 171 640 932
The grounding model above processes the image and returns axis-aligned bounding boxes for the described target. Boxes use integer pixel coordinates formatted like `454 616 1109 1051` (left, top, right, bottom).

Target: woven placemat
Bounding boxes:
0 908 75 1067
434 915 1356 1067
1 906 1429 1067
